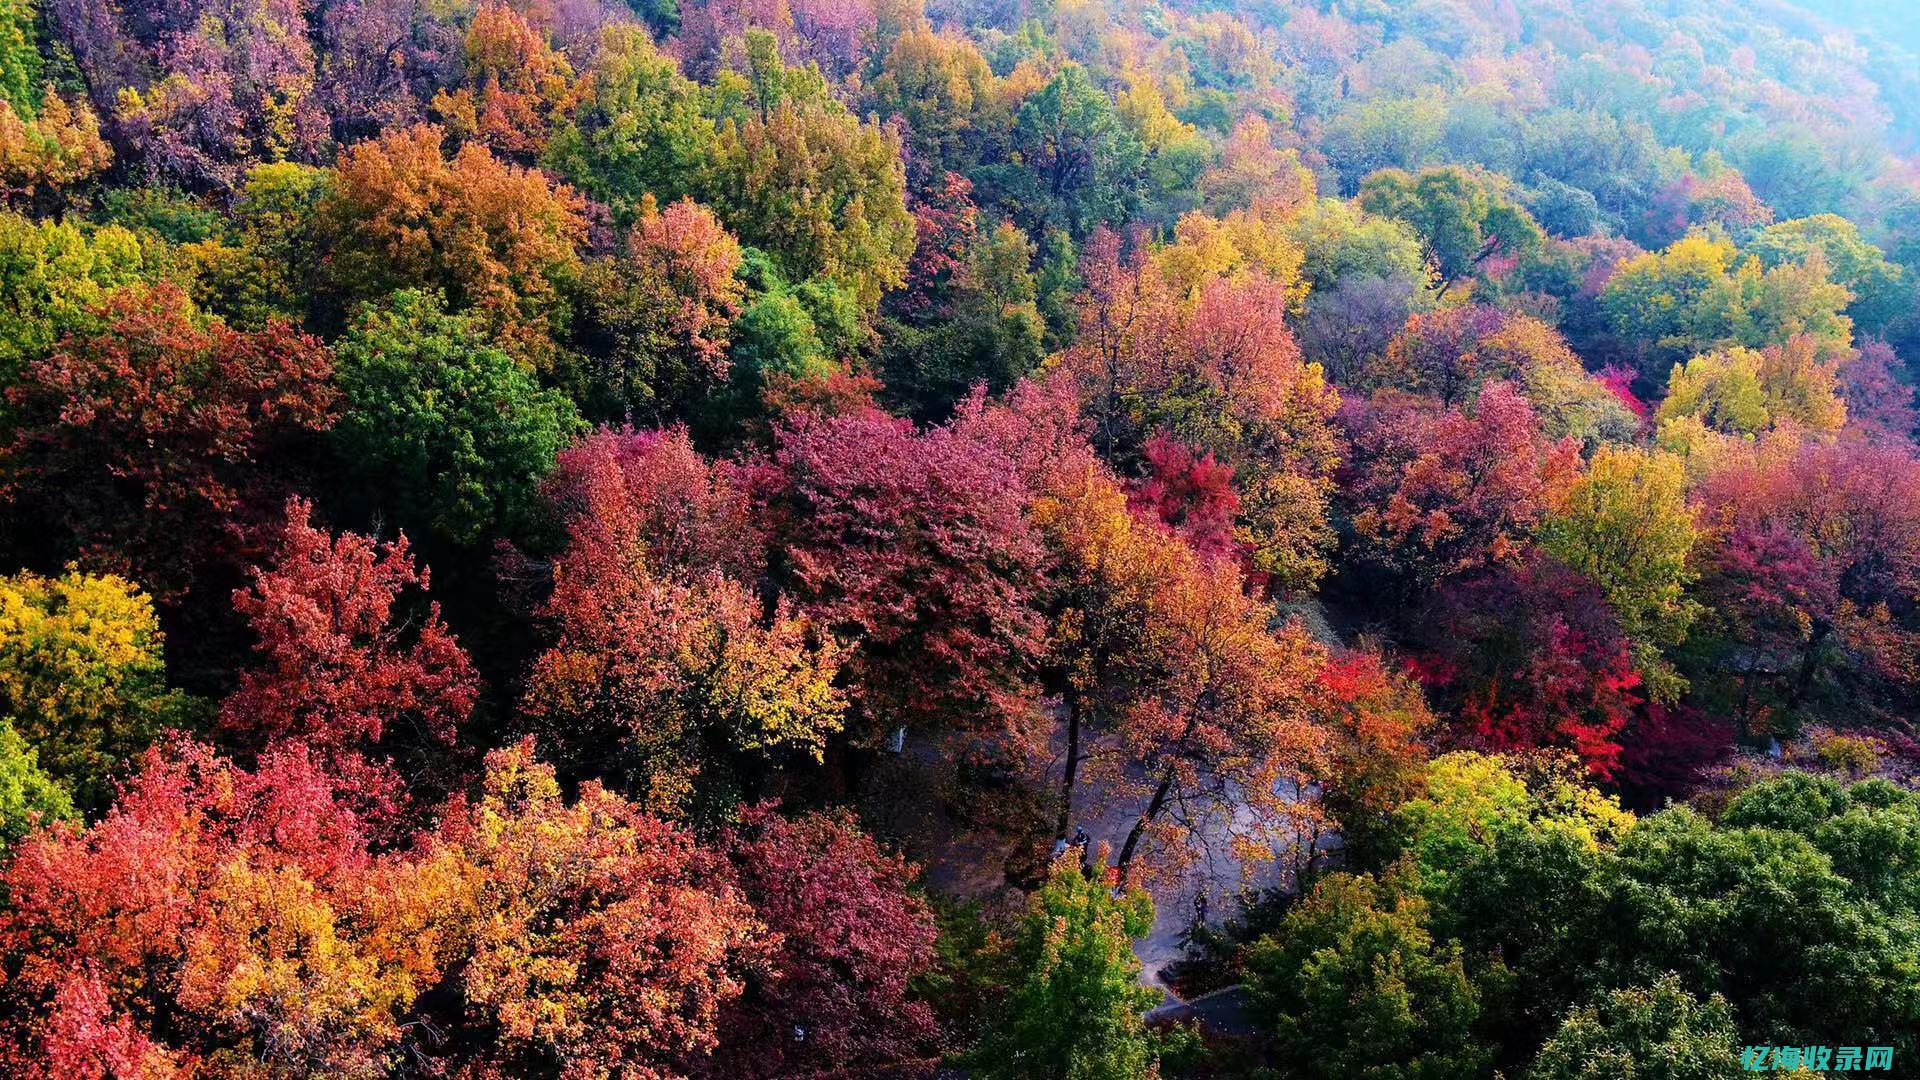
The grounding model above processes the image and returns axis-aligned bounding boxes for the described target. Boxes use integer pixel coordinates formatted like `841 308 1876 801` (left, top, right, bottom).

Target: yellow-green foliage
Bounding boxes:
0 569 198 803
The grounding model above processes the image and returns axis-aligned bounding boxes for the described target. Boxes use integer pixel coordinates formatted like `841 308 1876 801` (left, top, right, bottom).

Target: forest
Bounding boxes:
0 0 1917 1075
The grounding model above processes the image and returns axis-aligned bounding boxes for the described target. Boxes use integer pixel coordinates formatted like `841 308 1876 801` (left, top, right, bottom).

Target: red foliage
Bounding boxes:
703 805 940 1078
1692 440 1920 728
543 426 763 583
1313 647 1435 842
892 171 979 323
1839 340 1917 442
1340 382 1580 582
760 366 887 427
0 283 335 593
525 429 844 809
1419 554 1642 777
0 741 409 1078
769 408 1048 737
1597 363 1650 420
222 497 478 754
1614 701 1733 806
1130 433 1243 564
947 372 1101 500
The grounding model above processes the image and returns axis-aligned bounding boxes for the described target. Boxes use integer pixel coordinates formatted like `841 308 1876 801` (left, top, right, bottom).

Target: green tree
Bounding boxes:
544 24 713 212
974 860 1163 1080
185 162 335 329
1245 864 1494 1080
1746 214 1908 335
882 220 1047 418
1656 349 1772 435
1601 233 1852 380
1284 197 1432 298
1528 976 1743 1080
704 31 913 310
1359 165 1545 285
1011 63 1148 238
0 718 72 852
1606 805 1920 1056
0 213 149 385
0 0 42 111
1320 94 1447 194
333 290 584 546
1388 752 1636 898
1719 774 1920 916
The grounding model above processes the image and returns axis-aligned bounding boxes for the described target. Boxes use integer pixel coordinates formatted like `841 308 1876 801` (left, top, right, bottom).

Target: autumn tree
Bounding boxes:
704 805 940 1077
768 408 1047 742
1837 340 1917 442
322 124 586 364
1690 440 1920 734
1364 308 1628 446
0 0 109 200
1297 274 1431 387
574 195 746 422
1102 550 1326 879
1340 382 1580 586
1058 230 1341 591
333 290 584 545
524 428 844 814
222 498 479 768
417 740 768 1078
0 569 196 806
431 3 573 160
55 0 325 188
999 394 1184 838
1419 554 1643 777
1540 446 1699 701
1365 306 1590 411
864 25 1003 181
0 283 335 593
1199 113 1314 213
1130 434 1243 565
0 741 441 1078
1314 647 1436 865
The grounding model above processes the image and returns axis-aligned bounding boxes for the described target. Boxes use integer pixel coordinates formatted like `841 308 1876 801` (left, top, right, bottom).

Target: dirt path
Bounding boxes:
868 730 1325 999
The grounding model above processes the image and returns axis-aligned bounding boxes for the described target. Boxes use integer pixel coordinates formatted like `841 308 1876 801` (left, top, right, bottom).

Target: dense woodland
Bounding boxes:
0 0 1918 1075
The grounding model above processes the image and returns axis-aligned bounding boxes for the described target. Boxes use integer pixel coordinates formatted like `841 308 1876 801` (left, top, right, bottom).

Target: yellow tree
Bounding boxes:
1541 446 1701 701
0 569 197 805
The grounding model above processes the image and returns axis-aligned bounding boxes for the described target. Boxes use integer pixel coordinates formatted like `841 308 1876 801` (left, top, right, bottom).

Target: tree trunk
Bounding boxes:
1054 697 1082 841
1788 620 1832 709
1114 765 1176 881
